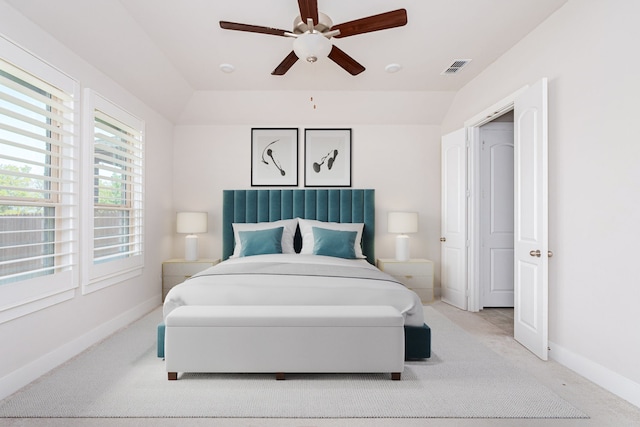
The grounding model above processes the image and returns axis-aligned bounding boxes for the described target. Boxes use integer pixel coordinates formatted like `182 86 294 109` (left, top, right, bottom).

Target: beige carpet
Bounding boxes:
0 307 587 419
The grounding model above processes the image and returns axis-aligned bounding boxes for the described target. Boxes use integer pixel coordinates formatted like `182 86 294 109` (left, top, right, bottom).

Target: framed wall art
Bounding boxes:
304 128 352 187
251 128 298 186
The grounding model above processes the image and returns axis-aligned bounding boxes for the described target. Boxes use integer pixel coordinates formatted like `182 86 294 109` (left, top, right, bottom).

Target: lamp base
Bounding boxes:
184 235 199 261
395 235 410 262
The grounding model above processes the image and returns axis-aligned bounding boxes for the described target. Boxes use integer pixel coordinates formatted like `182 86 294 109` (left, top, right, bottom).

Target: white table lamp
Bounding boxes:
388 212 418 261
177 212 208 261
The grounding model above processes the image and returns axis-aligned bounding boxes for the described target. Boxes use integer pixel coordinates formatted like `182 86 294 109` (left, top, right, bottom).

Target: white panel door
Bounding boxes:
480 122 514 307
514 78 549 360
441 128 467 310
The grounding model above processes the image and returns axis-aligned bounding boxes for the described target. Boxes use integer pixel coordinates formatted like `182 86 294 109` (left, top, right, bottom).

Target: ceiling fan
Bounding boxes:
219 0 407 76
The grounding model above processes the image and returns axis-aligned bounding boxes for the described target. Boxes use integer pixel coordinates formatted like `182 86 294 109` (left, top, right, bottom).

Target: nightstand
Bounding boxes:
162 258 219 301
377 258 434 303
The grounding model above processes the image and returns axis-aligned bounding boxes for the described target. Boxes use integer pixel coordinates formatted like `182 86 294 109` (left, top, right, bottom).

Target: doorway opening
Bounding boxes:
476 111 514 310
466 101 519 315
442 79 549 359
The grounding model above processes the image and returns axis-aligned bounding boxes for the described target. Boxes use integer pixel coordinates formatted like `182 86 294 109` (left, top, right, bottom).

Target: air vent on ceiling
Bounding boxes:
441 59 471 75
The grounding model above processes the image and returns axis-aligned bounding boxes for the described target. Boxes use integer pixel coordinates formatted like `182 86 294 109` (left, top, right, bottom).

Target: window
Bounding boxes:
82 90 144 293
0 37 78 323
0 37 144 319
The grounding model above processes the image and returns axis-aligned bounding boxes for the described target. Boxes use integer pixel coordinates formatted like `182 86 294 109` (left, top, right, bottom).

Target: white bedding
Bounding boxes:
163 254 425 327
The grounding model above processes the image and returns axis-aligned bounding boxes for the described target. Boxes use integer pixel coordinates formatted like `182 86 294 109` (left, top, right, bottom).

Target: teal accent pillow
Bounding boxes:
238 227 284 257
311 227 357 259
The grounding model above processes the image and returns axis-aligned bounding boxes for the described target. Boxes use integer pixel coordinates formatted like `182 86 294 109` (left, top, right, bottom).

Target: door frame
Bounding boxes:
464 86 528 312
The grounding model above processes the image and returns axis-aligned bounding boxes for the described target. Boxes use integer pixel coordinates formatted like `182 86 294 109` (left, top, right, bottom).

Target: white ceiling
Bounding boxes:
6 0 568 122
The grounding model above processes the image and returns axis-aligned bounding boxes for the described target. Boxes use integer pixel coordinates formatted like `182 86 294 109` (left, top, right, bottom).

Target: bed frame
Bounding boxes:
221 189 430 359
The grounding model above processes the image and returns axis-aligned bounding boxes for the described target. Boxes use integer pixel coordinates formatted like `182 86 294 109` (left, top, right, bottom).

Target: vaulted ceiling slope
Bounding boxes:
5 0 568 123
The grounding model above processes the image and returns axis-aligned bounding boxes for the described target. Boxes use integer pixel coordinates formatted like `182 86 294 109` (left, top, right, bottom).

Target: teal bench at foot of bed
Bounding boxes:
156 321 431 360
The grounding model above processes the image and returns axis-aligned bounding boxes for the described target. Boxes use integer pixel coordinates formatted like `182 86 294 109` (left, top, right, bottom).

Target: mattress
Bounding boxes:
163 253 425 327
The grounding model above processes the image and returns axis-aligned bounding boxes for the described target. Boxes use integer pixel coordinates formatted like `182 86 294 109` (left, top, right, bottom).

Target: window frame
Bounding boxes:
0 35 79 324
81 89 144 294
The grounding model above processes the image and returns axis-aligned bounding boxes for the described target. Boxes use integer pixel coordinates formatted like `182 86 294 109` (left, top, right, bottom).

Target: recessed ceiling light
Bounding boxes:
385 63 402 73
219 63 235 73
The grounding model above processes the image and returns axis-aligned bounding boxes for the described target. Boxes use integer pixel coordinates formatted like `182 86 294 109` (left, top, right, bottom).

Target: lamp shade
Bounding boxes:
293 32 332 63
388 212 418 234
176 212 208 234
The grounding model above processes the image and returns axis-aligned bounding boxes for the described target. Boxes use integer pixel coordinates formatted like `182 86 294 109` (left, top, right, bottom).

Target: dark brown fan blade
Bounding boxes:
220 21 289 37
271 51 299 75
298 0 319 25
328 45 365 76
333 9 407 39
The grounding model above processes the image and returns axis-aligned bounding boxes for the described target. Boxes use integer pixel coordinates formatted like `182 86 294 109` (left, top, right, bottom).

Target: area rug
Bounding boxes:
0 306 587 419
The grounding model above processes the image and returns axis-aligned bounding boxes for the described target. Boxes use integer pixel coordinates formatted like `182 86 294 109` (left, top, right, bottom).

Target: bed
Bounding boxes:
160 189 430 362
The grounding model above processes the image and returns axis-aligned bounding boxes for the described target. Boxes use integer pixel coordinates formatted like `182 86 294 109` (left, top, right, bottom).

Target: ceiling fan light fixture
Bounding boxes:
293 32 332 63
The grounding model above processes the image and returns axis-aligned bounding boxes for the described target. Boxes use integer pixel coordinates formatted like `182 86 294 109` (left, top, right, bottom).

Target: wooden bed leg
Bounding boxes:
275 372 285 381
391 372 401 381
168 372 178 381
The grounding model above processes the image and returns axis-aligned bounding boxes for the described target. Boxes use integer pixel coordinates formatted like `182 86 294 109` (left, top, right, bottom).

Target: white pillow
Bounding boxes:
298 218 366 259
231 218 298 257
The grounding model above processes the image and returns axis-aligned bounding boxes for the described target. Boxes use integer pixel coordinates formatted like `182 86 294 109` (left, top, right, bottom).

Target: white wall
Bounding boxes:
441 0 640 407
172 122 442 286
0 2 174 398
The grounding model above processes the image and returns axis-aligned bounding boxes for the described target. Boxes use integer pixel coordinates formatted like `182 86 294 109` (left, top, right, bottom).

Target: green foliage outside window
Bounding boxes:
0 164 45 215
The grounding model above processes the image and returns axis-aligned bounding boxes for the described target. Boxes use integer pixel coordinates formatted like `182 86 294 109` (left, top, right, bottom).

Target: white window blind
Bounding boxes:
0 57 76 286
83 90 144 292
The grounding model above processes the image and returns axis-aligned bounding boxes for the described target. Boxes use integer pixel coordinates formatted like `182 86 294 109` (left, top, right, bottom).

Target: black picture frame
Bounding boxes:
304 128 352 187
251 128 298 187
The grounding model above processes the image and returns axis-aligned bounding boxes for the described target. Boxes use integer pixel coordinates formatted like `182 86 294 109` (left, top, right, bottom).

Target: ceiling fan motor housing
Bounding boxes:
293 12 333 34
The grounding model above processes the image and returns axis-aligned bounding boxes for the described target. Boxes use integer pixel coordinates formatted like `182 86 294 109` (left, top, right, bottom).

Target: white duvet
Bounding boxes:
163 254 425 327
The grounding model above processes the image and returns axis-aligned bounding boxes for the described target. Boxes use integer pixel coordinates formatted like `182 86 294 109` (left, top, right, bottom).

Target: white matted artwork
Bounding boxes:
251 128 298 186
304 128 352 187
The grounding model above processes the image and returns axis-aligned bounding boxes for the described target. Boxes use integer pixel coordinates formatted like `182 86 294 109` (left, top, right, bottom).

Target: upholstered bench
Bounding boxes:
164 305 405 380
157 320 432 360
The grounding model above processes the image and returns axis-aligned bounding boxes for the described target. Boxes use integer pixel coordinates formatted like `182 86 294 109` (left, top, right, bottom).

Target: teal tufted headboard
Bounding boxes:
222 189 375 265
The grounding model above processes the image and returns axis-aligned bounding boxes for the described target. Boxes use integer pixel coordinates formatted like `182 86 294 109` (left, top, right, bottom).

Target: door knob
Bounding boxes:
440 237 446 242
529 249 541 257
548 250 554 258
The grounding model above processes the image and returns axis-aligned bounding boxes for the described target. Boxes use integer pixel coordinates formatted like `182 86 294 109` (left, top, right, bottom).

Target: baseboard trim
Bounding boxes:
0 296 160 400
549 340 640 409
